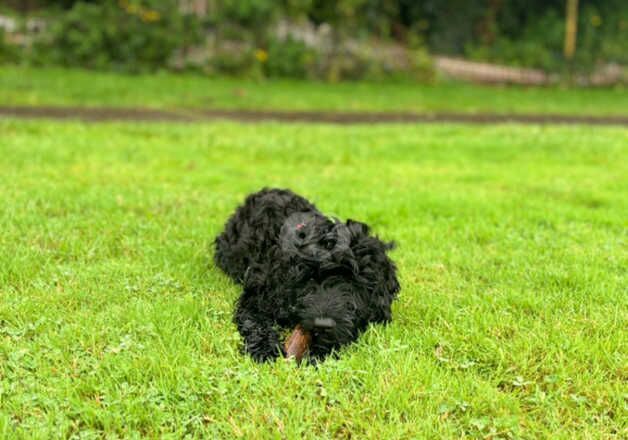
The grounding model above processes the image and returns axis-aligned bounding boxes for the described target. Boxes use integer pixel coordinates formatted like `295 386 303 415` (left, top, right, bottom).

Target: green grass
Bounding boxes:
1 66 627 115
1 119 626 438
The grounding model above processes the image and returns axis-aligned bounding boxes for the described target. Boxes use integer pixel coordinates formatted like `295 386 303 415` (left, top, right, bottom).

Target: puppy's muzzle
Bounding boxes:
313 317 336 329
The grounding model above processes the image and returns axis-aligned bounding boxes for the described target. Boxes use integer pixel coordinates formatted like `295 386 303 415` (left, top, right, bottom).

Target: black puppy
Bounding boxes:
214 188 400 362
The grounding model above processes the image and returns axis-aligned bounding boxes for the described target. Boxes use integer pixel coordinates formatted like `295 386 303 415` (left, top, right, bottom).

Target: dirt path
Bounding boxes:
1 105 626 126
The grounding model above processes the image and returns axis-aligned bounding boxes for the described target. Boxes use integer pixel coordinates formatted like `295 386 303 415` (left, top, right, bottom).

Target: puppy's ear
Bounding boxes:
345 219 370 237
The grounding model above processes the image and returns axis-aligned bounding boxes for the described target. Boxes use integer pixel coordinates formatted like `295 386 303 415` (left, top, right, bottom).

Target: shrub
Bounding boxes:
0 29 20 64
4 0 625 78
209 44 260 77
463 1 628 73
263 37 317 79
32 1 201 73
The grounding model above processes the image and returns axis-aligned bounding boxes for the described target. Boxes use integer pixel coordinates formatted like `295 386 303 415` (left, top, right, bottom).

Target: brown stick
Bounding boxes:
284 325 312 363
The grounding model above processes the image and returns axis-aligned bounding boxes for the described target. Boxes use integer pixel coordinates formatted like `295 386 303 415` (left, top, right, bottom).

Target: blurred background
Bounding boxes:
1 0 626 86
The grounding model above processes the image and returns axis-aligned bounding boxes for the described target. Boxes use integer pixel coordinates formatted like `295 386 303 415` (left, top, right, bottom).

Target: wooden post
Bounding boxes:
564 0 578 60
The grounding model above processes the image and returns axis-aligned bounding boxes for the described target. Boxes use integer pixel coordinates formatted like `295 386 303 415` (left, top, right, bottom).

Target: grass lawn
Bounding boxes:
0 119 626 438
1 66 627 116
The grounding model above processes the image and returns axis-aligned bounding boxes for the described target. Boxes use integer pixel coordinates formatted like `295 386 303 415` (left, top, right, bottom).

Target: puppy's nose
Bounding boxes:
313 317 336 329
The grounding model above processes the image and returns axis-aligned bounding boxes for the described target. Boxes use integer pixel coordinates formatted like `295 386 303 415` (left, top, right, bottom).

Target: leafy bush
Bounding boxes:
32 1 201 73
3 0 626 78
217 0 279 29
209 44 260 77
465 3 628 73
0 30 20 64
263 38 317 79
465 10 565 72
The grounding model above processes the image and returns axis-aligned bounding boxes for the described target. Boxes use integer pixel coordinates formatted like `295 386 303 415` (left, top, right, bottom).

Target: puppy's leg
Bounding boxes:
234 300 284 362
234 265 284 362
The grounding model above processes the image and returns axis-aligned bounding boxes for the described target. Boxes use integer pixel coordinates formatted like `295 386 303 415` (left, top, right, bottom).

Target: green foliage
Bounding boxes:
574 3 628 68
217 0 278 28
263 38 317 79
209 45 259 78
464 2 628 72
32 1 201 73
0 30 20 65
406 47 435 82
466 10 566 71
2 0 626 77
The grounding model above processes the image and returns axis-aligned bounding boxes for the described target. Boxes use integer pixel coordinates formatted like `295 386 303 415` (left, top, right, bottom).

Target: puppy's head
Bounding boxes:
279 212 350 263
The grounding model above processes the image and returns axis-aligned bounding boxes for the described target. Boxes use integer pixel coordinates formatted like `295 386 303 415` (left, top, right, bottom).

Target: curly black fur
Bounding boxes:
214 188 400 362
